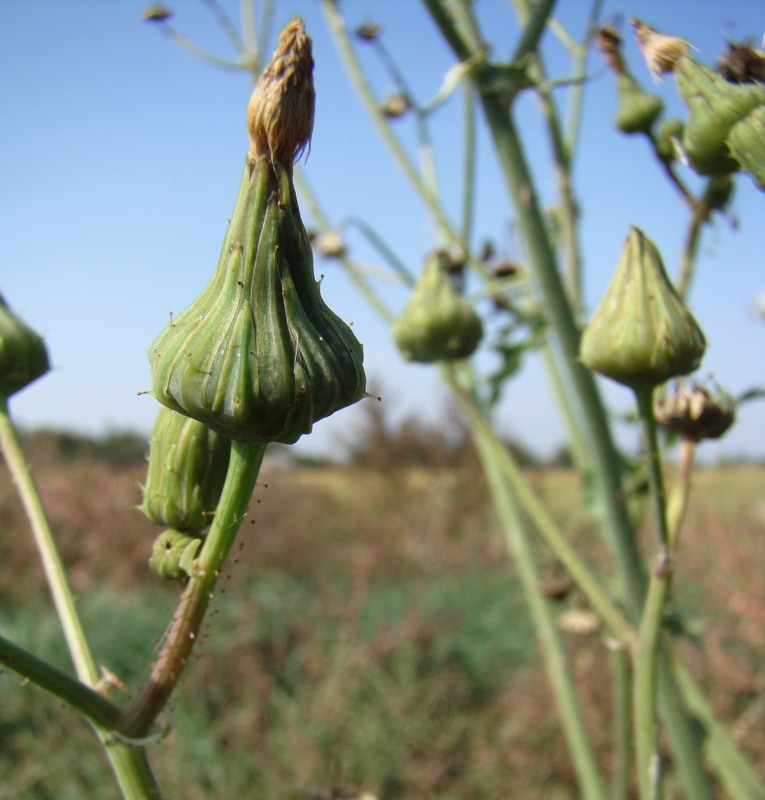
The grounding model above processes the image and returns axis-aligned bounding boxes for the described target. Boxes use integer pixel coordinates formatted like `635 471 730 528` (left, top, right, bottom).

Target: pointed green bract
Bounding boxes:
0 294 50 398
148 156 366 444
580 227 706 390
393 252 483 363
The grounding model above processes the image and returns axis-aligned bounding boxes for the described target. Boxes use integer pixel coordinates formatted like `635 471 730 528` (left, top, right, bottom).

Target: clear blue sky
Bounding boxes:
1 1 763 461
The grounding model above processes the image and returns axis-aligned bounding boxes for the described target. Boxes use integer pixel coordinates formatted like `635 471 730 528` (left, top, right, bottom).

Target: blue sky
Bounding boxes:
1 1 763 461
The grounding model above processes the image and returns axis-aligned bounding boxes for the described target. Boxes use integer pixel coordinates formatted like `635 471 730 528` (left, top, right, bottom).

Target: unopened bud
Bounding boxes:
393 251 483 363
580 227 706 390
614 71 664 134
140 406 230 534
312 229 347 259
150 21 365 444
149 529 202 580
0 294 50 398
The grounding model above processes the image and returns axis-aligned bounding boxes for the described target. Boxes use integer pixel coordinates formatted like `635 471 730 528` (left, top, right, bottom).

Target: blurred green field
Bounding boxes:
1 451 763 799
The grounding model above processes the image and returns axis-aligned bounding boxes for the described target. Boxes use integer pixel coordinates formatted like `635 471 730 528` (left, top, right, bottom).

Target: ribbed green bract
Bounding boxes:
580 227 706 390
727 104 765 189
0 294 49 398
148 155 366 444
139 406 231 534
393 252 483 363
674 57 765 176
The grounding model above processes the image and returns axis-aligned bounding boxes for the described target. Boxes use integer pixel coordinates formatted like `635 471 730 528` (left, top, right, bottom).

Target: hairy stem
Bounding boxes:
119 440 266 737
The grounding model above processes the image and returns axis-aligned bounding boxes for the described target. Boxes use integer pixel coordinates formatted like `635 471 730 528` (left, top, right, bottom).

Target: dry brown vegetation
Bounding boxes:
1 443 763 798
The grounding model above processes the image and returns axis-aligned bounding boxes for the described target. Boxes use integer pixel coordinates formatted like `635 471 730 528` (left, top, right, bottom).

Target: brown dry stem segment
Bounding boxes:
247 17 315 165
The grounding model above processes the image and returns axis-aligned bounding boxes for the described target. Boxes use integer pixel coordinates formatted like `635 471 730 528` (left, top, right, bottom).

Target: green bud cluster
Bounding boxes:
0 294 49 398
140 406 230 580
580 227 706 390
393 251 483 363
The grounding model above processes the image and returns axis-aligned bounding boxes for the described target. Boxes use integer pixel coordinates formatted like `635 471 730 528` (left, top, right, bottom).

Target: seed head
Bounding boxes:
247 17 315 165
629 19 689 77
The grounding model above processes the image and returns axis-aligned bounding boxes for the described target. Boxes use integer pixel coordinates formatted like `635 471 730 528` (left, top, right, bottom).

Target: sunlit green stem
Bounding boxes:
442 367 632 642
632 388 672 800
472 405 608 800
0 396 98 685
0 396 162 798
610 645 632 800
119 441 266 738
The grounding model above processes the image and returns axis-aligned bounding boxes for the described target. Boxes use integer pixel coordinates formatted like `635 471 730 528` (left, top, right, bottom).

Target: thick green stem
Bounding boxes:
470 87 646 616
473 419 608 800
119 440 266 738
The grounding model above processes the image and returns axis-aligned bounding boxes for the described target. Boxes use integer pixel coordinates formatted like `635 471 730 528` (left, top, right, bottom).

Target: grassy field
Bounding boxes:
0 450 763 799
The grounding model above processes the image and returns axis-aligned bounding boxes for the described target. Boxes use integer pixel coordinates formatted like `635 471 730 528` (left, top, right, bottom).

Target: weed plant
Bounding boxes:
1 3 764 799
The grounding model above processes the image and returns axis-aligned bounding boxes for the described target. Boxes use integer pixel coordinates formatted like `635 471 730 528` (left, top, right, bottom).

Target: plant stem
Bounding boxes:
610 645 632 800
0 396 99 685
0 396 162 798
320 0 454 239
119 440 266 738
472 416 608 800
0 632 122 728
442 368 632 642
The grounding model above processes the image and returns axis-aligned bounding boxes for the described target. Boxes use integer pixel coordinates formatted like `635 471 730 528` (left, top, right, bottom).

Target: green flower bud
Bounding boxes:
580 227 706 389
654 118 684 162
614 71 664 134
0 294 50 398
148 529 202 580
674 57 765 177
140 406 230 533
393 251 483 363
148 19 366 444
726 104 765 189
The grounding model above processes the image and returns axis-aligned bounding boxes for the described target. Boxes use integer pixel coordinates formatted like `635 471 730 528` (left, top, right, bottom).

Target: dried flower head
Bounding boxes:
381 93 411 118
247 17 315 164
596 25 625 74
653 380 736 442
142 4 172 22
356 23 382 42
630 19 689 77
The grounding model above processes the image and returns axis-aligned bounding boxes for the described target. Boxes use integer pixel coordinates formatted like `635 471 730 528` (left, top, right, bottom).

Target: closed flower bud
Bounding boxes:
580 227 706 390
674 57 765 177
381 94 410 119
726 104 765 189
654 381 736 442
614 71 664 134
149 19 366 444
140 406 230 533
148 529 202 580
0 294 50 398
393 251 483 363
